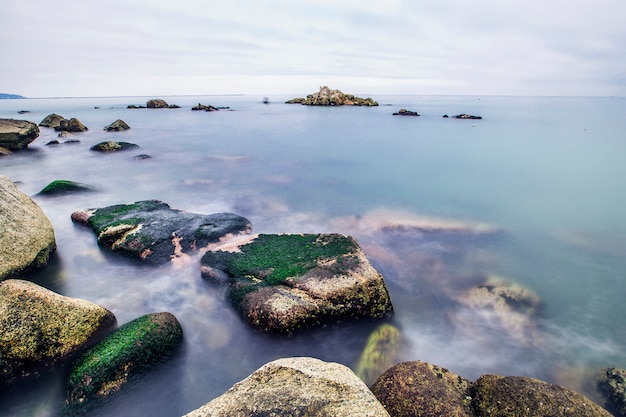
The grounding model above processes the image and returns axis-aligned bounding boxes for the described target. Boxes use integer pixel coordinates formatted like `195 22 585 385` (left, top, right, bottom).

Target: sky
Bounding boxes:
1 0 625 98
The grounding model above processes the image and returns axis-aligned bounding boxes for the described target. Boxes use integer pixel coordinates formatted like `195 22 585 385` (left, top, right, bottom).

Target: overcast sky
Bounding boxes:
2 0 625 97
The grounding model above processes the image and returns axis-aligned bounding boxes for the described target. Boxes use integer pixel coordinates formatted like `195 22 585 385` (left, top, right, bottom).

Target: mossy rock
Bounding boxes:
597 367 626 416
89 141 138 152
201 233 393 334
63 312 183 416
355 323 403 386
471 374 611 416
37 180 96 196
370 361 473 417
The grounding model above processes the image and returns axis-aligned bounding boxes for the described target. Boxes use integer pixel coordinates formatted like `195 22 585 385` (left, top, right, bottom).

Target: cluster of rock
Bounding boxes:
286 86 378 106
192 103 220 111
128 99 180 109
392 109 419 116
443 113 483 119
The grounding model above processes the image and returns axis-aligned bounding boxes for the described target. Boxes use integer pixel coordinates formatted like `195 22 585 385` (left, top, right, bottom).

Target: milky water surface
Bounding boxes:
1 95 625 416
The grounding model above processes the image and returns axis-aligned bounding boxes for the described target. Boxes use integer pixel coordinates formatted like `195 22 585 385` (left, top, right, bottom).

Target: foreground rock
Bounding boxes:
183 357 390 417
39 113 65 129
54 118 88 132
471 374 611 416
201 233 393 334
286 86 378 106
0 176 56 279
0 279 116 387
72 200 251 265
0 118 39 150
103 119 130 131
36 180 96 196
371 361 473 417
63 312 182 417
89 141 138 152
597 367 626 416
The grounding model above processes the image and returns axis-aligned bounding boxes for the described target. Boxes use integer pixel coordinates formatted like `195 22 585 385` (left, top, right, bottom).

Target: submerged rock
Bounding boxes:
63 312 182 416
201 233 393 334
0 118 39 150
39 113 65 129
286 86 378 106
103 119 131 131
355 323 403 386
183 357 390 417
370 361 473 417
54 118 88 132
471 374 611 416
453 114 483 120
36 180 96 196
0 175 56 279
89 141 138 152
596 367 626 417
71 200 251 265
0 279 116 387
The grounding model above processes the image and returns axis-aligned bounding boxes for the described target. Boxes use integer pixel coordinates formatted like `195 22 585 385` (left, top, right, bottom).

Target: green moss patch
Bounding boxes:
37 180 95 196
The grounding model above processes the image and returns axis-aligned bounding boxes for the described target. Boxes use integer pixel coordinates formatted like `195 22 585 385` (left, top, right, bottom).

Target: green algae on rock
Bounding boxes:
355 323 403 386
89 141 138 152
201 233 393 334
63 312 183 417
71 200 251 265
37 180 96 196
0 279 116 387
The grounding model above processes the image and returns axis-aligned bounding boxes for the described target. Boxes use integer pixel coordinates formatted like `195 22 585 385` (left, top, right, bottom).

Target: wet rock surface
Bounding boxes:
0 118 39 150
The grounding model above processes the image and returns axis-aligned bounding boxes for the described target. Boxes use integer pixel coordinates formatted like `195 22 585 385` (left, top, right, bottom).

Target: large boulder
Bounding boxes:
63 312 182 416
0 279 116 387
0 176 56 279
183 357 390 417
71 200 251 265
54 118 88 132
471 374 611 416
201 233 393 334
370 361 473 417
286 86 378 106
596 367 626 416
103 119 131 131
146 99 169 108
39 113 65 129
0 118 39 150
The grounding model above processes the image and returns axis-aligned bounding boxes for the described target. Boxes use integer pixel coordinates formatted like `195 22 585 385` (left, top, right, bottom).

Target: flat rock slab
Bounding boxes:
201 233 393 334
183 357 391 417
0 118 39 150
71 200 251 265
0 279 116 387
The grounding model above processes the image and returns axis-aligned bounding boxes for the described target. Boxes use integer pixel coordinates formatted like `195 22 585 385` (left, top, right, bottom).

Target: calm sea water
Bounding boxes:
1 94 625 416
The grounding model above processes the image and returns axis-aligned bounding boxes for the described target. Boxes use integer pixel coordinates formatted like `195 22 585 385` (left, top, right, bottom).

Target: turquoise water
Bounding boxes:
1 95 625 416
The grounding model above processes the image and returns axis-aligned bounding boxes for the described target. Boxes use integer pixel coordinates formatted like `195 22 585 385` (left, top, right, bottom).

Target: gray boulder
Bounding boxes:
201 233 393 334
54 118 88 132
89 141 138 152
39 113 65 129
183 357 390 417
63 312 182 416
146 99 169 108
103 119 131 131
0 279 116 387
0 176 56 279
71 200 251 265
0 118 39 150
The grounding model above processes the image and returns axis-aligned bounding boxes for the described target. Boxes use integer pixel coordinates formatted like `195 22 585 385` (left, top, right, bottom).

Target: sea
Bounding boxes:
0 94 625 416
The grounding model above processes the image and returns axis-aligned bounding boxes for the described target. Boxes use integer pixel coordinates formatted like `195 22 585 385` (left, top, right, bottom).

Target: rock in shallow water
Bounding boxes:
71 200 251 265
0 118 39 150
183 357 391 417
201 233 393 334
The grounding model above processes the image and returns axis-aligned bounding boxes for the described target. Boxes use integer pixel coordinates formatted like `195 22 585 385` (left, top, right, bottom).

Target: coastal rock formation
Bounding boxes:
453 114 483 120
355 323 403 386
0 176 56 279
103 119 131 131
596 367 626 417
54 117 88 132
286 86 378 106
370 361 473 417
392 109 420 116
71 200 251 265
89 141 138 152
63 312 183 416
0 279 116 387
471 374 611 416
147 99 169 108
39 113 65 129
201 233 393 334
0 118 39 150
37 180 96 196
192 103 219 111
183 357 390 417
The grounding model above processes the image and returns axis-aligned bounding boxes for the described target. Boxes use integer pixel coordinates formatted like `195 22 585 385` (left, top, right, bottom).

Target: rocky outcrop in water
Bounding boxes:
370 361 611 417
71 200 251 265
37 180 96 196
192 103 219 111
0 279 116 387
0 118 39 150
54 118 88 132
89 141 138 152
104 119 131 131
63 312 182 417
183 357 391 417
39 113 65 129
201 233 393 334
147 99 169 108
453 114 483 120
286 86 378 106
392 109 420 116
596 367 626 417
0 176 56 279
